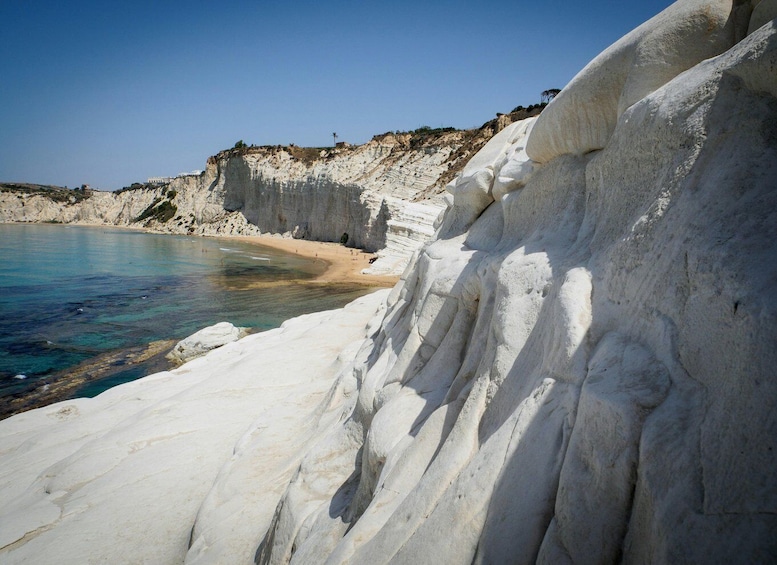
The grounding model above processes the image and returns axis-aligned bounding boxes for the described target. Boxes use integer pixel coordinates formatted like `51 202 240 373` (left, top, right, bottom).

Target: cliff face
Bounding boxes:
1 121 524 275
1 1 775 564
0 185 165 226
206 134 464 270
285 3 774 562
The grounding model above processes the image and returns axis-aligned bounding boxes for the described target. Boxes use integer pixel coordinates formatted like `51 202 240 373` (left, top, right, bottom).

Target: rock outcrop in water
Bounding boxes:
0 1 775 562
166 322 249 365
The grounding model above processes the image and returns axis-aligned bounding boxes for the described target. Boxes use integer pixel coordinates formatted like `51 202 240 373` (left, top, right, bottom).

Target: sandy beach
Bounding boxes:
219 234 401 287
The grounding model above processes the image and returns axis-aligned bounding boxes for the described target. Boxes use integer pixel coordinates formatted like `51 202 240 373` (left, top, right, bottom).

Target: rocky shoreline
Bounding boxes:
0 338 176 420
0 228 398 421
1 1 775 562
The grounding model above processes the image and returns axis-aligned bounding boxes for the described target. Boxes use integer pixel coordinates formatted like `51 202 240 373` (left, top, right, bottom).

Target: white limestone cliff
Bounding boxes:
525 0 756 163
0 1 775 563
1 127 512 275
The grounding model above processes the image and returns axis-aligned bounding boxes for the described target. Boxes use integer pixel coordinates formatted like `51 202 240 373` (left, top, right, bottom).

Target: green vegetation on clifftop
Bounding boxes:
0 182 93 204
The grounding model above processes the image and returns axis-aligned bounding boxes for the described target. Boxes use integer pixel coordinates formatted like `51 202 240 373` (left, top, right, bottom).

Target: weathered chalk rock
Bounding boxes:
0 2 775 564
166 322 248 365
0 291 390 564
525 0 753 163
2 111 534 276
0 132 488 274
251 8 777 565
439 119 534 237
491 117 536 201
207 137 453 265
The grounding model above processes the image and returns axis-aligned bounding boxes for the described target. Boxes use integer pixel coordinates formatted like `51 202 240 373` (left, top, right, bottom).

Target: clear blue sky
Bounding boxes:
0 0 673 190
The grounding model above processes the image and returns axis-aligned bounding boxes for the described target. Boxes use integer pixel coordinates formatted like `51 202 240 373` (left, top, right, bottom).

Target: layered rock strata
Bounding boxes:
1 120 526 275
0 1 775 563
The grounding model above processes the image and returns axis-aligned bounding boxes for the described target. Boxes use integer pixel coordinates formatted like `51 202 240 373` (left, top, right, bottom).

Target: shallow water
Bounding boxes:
0 224 374 405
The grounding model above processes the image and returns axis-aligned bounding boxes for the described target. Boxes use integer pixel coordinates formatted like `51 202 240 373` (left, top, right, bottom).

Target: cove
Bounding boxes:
0 223 372 414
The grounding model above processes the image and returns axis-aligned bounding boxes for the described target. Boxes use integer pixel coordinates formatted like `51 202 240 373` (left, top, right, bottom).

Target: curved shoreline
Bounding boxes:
0 225 398 420
2 221 401 287
217 233 401 287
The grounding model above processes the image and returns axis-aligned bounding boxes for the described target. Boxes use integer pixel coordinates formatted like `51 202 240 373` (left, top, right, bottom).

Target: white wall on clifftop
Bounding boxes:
0 1 775 563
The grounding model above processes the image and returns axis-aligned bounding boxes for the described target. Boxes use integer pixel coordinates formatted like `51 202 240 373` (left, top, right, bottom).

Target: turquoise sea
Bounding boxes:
0 224 374 407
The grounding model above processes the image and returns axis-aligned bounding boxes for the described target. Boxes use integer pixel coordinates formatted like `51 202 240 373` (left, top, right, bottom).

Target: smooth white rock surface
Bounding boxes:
1 2 775 564
167 322 248 365
253 8 777 565
525 0 751 163
0 291 390 564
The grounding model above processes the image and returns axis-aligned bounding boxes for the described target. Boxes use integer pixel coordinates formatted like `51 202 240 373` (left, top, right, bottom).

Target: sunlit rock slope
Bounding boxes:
0 0 775 563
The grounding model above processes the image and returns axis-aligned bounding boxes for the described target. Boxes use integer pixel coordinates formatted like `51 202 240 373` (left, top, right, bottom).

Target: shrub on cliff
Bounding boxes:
135 198 177 223
153 201 177 222
288 145 325 165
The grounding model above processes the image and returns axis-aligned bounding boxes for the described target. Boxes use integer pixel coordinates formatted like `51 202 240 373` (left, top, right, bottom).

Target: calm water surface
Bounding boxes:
0 224 373 401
